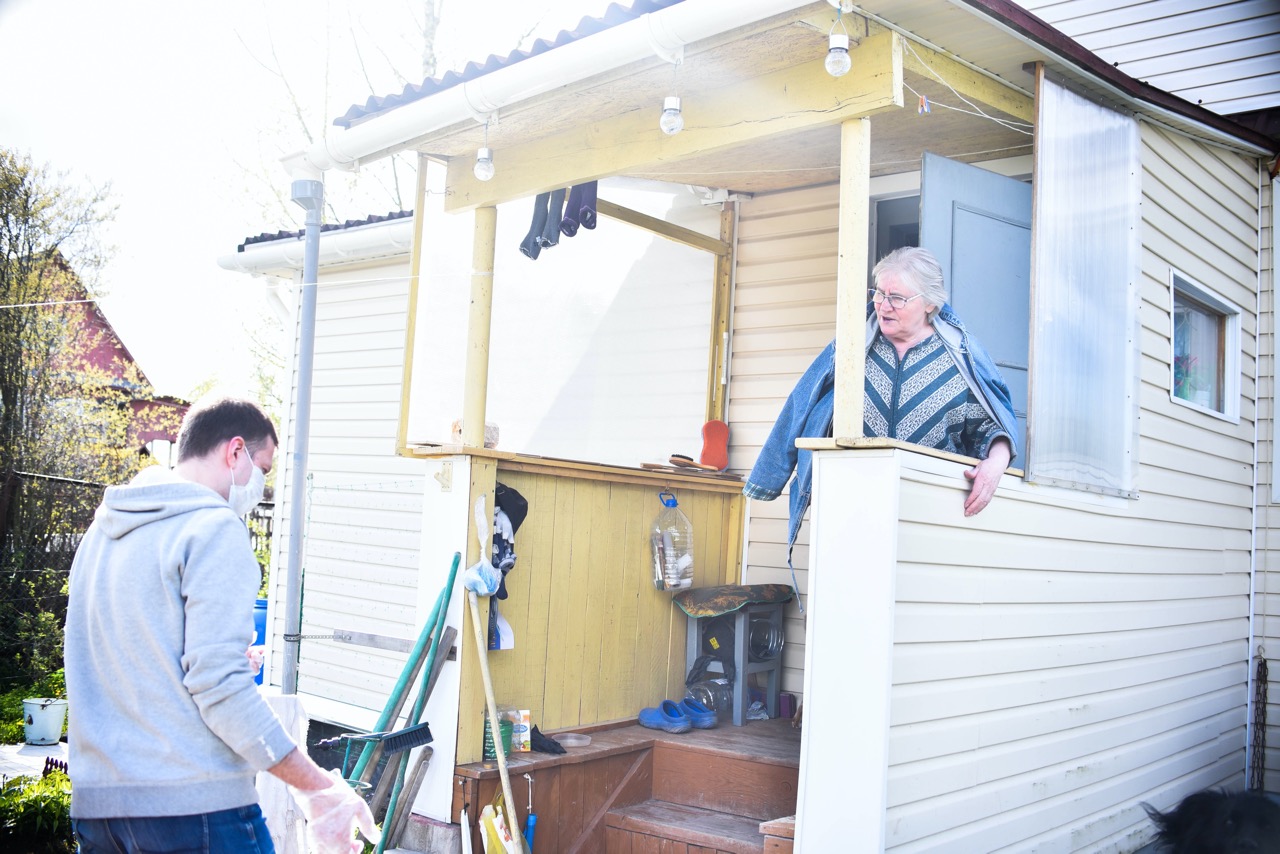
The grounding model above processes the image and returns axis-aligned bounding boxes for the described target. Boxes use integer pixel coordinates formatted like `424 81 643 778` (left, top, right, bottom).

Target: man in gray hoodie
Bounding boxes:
65 397 378 853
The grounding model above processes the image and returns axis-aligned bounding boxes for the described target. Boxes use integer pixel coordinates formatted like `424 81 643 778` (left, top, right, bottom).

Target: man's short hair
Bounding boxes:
176 397 278 462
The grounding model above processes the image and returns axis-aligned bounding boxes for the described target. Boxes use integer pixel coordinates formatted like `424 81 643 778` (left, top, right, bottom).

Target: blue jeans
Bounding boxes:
73 805 275 854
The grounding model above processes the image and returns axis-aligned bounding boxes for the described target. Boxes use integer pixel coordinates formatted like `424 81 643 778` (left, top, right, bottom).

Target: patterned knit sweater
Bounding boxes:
864 332 1002 459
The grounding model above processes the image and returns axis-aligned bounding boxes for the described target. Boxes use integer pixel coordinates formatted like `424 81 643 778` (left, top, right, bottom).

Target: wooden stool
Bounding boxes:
675 584 791 726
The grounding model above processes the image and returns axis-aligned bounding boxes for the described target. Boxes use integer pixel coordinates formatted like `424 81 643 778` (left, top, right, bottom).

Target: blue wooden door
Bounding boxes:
920 152 1031 456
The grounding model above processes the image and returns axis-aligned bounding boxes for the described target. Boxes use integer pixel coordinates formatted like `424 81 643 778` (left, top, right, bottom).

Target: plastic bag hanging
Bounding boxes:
650 490 694 591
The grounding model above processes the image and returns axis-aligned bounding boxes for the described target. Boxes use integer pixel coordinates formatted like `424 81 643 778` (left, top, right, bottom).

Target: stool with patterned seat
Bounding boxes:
674 583 792 726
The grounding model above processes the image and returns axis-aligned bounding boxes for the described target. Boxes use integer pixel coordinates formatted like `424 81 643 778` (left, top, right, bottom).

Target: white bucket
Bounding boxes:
23 698 67 745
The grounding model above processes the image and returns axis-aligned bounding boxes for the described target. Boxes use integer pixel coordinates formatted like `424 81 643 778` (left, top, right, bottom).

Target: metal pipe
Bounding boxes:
282 173 324 694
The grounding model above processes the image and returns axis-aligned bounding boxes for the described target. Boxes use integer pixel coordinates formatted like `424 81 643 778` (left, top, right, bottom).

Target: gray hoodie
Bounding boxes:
65 467 296 818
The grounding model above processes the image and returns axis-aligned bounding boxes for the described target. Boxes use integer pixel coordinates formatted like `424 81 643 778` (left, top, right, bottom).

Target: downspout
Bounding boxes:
281 167 324 694
1245 164 1272 785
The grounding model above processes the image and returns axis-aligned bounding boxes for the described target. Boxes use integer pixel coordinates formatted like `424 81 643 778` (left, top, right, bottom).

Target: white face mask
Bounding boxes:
228 445 266 517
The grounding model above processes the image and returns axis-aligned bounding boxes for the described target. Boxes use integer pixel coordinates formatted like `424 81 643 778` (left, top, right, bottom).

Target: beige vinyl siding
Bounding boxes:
737 124 1265 845
268 260 426 718
879 123 1262 850
1015 0 1280 115
729 183 840 700
883 460 1251 851
1257 170 1279 791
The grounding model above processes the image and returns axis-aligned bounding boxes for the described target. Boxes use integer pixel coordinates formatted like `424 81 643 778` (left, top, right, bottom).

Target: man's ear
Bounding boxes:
222 436 247 468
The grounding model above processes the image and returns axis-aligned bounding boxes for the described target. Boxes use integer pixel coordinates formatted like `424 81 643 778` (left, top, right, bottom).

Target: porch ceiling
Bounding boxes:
411 2 1035 208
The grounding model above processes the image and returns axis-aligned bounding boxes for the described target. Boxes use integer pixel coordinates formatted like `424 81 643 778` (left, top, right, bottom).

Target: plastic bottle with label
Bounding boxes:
650 490 694 590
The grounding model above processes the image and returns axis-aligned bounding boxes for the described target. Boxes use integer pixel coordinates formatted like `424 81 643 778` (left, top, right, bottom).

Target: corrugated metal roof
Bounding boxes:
333 0 686 129
236 210 413 252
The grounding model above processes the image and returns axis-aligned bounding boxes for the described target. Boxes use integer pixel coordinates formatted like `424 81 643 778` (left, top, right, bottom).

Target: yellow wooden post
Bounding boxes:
462 205 497 447
833 117 871 440
396 154 430 452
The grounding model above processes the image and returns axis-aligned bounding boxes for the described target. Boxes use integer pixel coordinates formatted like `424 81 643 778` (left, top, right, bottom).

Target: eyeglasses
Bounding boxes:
869 288 926 310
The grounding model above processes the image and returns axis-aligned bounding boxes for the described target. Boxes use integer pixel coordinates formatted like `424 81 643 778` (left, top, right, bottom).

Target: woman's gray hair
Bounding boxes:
872 247 947 311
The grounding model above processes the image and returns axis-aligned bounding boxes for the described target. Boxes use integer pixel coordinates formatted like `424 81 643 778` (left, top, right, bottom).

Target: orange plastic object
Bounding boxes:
699 420 729 471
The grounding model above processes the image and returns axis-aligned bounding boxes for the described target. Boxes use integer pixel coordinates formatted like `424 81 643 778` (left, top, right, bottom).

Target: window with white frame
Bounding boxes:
1170 271 1239 419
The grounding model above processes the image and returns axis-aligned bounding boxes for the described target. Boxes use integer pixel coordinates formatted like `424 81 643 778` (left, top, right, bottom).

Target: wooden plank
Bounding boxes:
597 198 730 256
443 32 903 212
605 800 766 854
456 457 498 765
651 742 798 821
901 38 1033 123
707 203 735 422
606 826 633 854
833 116 871 439
461 205 496 447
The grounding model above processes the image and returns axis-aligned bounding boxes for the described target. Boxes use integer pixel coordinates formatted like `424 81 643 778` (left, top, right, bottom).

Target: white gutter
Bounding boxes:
217 218 416 276
290 0 814 173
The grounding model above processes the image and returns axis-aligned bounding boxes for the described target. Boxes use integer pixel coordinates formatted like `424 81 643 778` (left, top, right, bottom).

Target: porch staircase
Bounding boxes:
603 722 799 854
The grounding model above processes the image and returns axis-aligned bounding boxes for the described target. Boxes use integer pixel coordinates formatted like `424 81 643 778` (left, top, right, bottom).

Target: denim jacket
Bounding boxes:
743 303 1018 551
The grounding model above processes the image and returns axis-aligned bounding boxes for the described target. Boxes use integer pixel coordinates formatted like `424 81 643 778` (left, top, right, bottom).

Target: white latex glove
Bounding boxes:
293 769 381 854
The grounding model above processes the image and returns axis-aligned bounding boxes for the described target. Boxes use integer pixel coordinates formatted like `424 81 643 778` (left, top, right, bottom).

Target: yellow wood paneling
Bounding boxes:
443 32 904 212
453 463 742 763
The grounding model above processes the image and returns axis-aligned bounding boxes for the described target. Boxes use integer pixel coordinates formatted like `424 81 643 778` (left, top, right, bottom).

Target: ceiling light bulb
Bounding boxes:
659 96 684 135
825 33 852 78
473 147 495 181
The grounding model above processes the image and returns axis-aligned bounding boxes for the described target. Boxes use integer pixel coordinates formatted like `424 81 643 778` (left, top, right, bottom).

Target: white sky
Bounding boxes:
0 0 614 397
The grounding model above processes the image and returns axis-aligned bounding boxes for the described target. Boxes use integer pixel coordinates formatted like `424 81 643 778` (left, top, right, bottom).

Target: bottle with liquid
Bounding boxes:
650 490 694 591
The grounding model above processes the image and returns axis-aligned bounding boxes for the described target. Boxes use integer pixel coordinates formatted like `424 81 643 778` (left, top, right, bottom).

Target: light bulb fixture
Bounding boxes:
473 120 495 181
825 33 851 77
473 147 495 181
659 95 684 135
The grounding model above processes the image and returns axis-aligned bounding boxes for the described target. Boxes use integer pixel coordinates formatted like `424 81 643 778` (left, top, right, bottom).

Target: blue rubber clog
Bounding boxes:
678 697 717 729
638 699 692 734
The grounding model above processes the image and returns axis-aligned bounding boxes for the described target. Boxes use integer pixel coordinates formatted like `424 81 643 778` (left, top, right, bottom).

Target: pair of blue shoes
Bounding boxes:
638 698 717 733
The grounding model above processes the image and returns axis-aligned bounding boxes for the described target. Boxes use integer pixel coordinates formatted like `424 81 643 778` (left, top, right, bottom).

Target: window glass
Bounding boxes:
1170 272 1238 419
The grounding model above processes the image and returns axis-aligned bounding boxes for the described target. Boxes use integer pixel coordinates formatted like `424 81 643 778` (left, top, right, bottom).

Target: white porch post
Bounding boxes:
462 206 497 447
833 116 871 439
795 450 900 851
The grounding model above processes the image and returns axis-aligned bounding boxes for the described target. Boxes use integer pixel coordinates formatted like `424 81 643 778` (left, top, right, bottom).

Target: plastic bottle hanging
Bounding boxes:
651 490 694 591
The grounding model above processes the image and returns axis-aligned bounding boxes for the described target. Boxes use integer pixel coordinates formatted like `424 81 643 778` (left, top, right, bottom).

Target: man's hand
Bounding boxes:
270 750 380 853
292 769 381 854
963 438 1011 517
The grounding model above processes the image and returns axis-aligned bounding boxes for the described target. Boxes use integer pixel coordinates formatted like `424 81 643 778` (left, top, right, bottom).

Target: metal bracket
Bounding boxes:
434 461 453 492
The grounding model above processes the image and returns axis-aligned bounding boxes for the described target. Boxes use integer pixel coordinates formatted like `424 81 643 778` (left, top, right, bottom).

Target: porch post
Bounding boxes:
461 205 497 447
833 116 871 439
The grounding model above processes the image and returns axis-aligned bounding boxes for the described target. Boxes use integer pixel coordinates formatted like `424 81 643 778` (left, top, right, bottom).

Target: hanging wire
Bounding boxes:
829 8 849 38
902 40 1034 134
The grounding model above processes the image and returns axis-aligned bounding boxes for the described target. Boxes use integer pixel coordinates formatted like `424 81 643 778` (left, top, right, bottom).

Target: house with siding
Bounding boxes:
225 0 1278 850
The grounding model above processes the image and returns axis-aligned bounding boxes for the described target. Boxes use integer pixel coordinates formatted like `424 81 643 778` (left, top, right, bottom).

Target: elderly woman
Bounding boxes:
744 247 1017 561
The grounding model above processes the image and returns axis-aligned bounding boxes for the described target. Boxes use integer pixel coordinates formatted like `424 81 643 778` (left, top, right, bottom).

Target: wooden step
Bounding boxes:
606 799 767 854
651 740 798 819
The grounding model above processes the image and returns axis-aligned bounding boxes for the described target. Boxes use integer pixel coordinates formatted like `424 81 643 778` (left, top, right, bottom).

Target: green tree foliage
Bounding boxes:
0 149 173 686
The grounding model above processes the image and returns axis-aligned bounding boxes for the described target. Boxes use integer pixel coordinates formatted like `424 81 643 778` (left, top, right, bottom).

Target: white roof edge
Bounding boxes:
289 0 814 174
217 217 416 277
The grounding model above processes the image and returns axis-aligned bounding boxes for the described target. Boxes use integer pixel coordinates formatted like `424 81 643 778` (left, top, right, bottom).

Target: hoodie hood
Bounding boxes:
94 467 233 540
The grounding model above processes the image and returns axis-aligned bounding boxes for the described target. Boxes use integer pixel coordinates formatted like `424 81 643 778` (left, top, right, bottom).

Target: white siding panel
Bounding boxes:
729 183 841 698
267 257 428 717
1014 0 1280 114
792 124 1264 848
